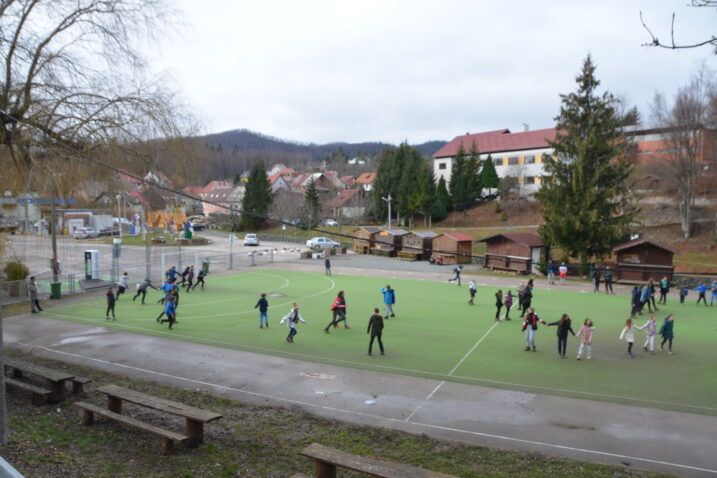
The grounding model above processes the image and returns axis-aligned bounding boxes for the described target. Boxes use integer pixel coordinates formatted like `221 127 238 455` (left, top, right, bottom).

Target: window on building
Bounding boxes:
494 158 504 166
508 156 519 165
524 155 535 164
438 162 447 170
524 176 535 185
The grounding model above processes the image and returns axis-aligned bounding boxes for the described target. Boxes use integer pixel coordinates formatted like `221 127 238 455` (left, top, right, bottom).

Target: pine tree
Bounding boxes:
479 154 500 191
436 176 451 210
302 180 322 229
449 143 479 211
535 55 638 264
239 160 272 230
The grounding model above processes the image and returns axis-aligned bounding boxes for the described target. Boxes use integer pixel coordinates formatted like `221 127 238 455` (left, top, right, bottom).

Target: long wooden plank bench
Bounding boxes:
96 384 222 447
75 401 190 454
4 358 74 403
299 442 458 478
5 377 52 405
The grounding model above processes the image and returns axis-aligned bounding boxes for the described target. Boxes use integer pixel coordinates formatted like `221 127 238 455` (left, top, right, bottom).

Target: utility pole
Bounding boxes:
0 304 8 446
381 194 393 229
50 181 59 284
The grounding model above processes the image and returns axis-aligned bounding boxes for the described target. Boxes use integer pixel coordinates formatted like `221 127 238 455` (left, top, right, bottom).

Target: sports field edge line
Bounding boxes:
18 343 717 476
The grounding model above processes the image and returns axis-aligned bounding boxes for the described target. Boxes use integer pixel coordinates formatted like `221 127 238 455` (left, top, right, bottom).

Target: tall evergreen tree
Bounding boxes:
371 146 405 221
479 154 500 191
436 176 451 210
449 143 479 211
239 160 272 230
301 180 322 229
535 55 638 263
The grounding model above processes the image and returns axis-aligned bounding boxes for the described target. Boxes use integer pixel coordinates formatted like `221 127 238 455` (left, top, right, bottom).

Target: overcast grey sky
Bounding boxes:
150 1 715 144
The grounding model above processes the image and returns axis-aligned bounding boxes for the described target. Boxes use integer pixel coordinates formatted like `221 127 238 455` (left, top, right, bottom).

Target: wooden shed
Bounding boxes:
431 232 474 265
612 237 676 283
352 226 381 254
372 228 408 257
401 231 438 260
478 232 546 275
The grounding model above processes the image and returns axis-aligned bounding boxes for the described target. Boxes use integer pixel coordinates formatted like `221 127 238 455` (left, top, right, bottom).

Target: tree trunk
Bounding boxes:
0 305 8 446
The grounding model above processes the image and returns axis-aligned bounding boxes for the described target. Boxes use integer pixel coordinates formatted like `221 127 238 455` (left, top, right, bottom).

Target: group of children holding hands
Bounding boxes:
255 285 395 356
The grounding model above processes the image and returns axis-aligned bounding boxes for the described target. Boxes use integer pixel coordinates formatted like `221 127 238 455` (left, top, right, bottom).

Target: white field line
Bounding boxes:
21 344 717 476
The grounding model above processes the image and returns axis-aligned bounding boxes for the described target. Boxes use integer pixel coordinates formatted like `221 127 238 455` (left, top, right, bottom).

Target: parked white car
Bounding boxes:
306 236 340 250
243 233 260 246
322 218 339 227
73 227 99 239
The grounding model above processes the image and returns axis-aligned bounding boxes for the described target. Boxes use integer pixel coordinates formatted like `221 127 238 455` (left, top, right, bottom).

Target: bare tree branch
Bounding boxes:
640 8 717 53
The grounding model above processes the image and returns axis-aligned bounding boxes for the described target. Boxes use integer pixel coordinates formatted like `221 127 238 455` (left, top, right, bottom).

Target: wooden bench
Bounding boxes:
298 443 458 478
4 358 74 403
5 377 53 405
397 251 420 261
71 376 92 395
95 384 222 447
75 401 190 454
151 236 166 244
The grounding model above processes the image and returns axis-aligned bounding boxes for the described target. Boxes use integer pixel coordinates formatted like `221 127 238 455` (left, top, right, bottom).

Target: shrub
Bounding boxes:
500 211 508 222
4 261 29 281
494 202 502 214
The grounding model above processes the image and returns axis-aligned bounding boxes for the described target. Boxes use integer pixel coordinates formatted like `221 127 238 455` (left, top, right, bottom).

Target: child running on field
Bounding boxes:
468 280 477 305
575 319 595 360
255 293 269 328
659 314 675 354
619 318 637 358
679 285 688 305
105 287 116 321
280 303 306 343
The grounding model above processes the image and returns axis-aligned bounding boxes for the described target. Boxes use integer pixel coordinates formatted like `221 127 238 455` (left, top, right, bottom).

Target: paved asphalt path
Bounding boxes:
4 250 717 477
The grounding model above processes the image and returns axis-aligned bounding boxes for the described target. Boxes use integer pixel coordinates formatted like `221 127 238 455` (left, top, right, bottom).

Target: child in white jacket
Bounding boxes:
575 318 595 360
619 318 637 358
280 303 306 343
637 315 658 355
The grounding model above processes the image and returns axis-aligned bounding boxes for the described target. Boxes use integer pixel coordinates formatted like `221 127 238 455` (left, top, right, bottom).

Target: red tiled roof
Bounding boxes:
126 190 149 206
442 232 475 242
433 128 557 158
116 170 142 184
327 188 361 208
268 174 281 185
340 175 356 186
291 173 309 188
278 167 295 175
613 237 677 254
356 172 377 184
479 232 544 247
204 180 232 191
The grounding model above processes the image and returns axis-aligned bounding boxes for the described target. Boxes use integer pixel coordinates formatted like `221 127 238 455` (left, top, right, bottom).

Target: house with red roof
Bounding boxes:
326 188 366 220
355 172 377 192
432 127 557 195
268 174 290 193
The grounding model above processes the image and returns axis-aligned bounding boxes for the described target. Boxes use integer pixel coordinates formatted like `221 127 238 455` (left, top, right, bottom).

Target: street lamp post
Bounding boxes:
704 165 710 202
115 193 122 239
381 194 393 230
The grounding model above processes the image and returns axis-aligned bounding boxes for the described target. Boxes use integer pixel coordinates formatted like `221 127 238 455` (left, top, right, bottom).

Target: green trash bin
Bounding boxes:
50 282 62 300
202 261 210 275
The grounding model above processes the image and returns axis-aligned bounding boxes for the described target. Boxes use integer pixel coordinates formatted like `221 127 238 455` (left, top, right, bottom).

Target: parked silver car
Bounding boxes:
73 227 99 239
306 236 340 250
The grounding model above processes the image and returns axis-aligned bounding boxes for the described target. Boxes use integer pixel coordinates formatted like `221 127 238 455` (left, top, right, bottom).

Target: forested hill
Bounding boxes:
197 129 446 160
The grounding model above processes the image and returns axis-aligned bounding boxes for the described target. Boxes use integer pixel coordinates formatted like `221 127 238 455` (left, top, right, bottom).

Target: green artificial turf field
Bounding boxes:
46 268 717 416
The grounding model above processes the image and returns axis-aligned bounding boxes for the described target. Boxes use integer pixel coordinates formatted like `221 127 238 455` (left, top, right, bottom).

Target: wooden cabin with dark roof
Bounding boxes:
373 228 409 257
478 232 546 275
431 232 475 265
352 226 381 254
612 237 676 282
401 231 438 260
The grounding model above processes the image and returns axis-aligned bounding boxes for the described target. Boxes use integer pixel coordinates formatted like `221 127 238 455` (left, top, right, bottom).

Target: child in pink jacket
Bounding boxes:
637 315 658 355
575 318 595 360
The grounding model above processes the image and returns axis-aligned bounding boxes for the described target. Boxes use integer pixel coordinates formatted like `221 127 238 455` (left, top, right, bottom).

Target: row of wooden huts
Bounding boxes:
352 227 475 264
352 228 677 281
